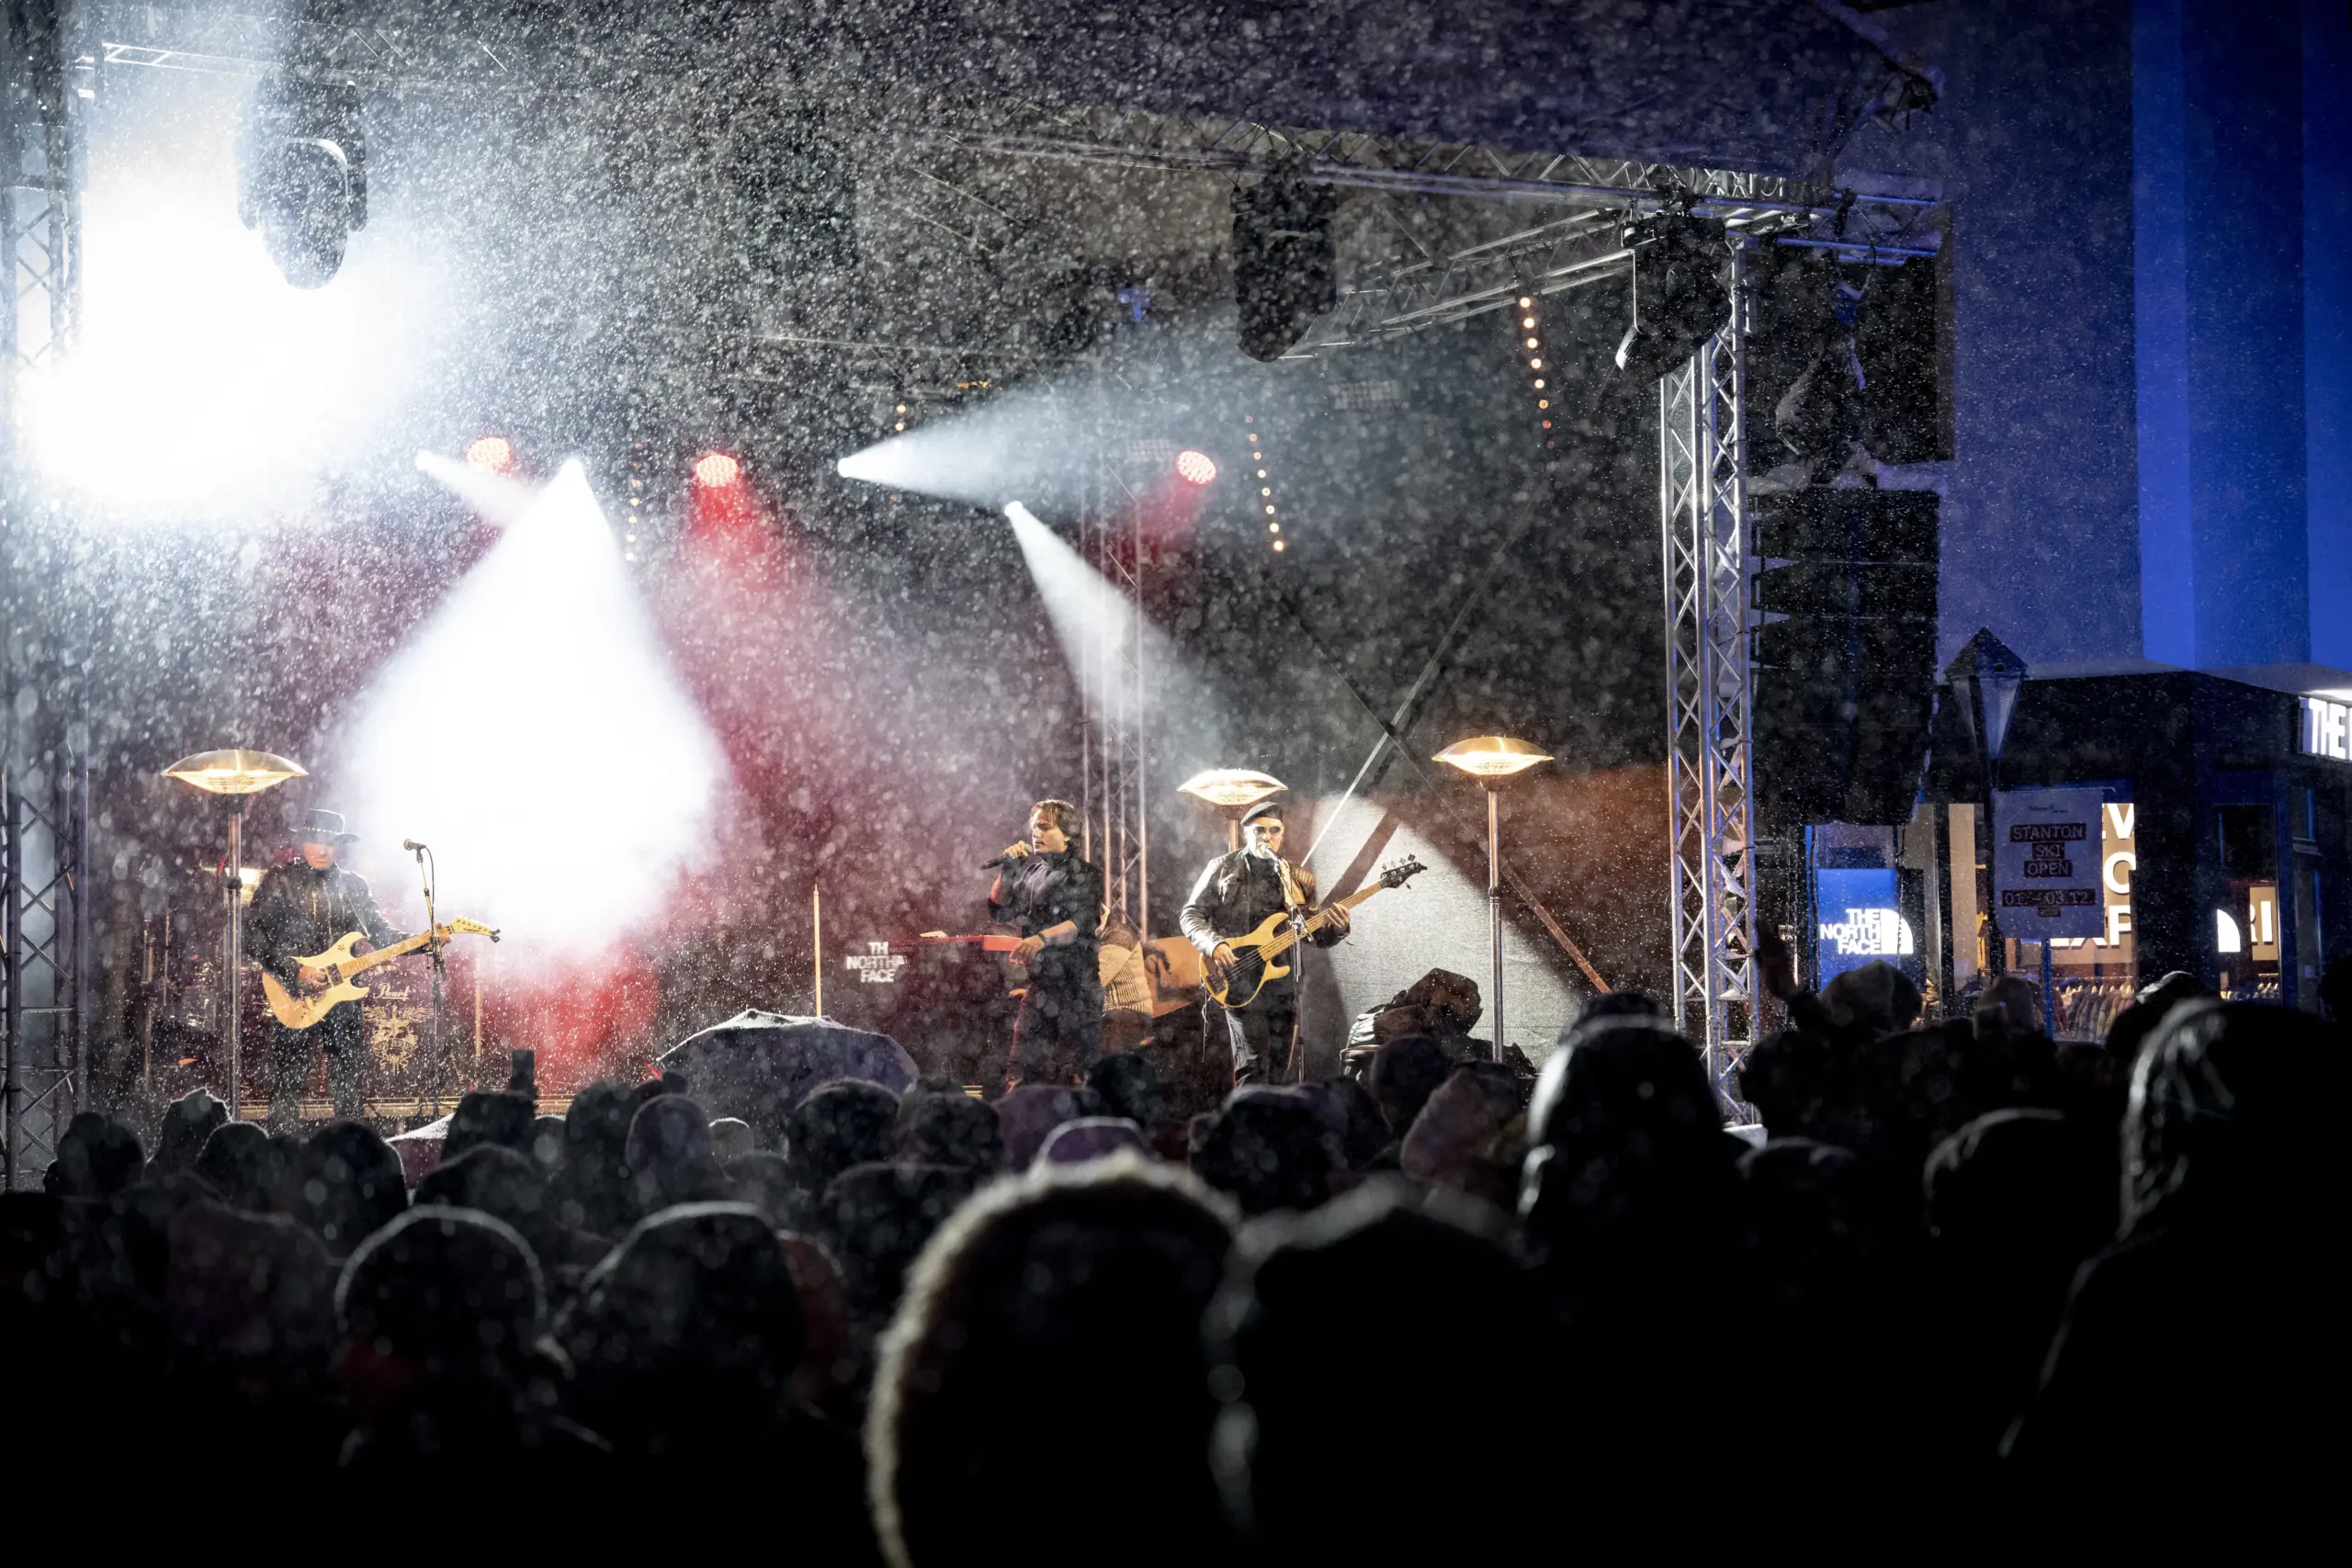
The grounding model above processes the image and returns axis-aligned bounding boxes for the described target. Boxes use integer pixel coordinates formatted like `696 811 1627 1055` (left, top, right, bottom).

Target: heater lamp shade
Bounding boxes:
1433 737 1552 780
1178 769 1287 810
163 748 307 795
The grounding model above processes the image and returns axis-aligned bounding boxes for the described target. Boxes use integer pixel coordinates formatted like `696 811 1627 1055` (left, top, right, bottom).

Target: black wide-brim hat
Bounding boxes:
292 807 361 844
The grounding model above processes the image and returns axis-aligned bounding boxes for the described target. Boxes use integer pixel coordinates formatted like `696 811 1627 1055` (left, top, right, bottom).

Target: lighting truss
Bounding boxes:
4 767 90 1189
1080 408 1149 941
1660 243 1758 1109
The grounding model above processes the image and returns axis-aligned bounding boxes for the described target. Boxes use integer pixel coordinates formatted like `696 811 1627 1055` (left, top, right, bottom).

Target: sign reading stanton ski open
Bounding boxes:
1993 787 2106 940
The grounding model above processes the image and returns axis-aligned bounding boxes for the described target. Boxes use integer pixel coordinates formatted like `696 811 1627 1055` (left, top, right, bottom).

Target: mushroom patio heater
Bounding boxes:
1179 768 1287 851
163 749 306 1120
1433 736 1552 1062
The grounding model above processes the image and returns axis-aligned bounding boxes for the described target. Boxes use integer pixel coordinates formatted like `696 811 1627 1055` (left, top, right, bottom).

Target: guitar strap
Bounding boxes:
1274 857 1308 920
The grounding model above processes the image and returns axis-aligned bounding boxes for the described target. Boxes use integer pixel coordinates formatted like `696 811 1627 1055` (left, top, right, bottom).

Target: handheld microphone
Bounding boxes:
979 854 1014 872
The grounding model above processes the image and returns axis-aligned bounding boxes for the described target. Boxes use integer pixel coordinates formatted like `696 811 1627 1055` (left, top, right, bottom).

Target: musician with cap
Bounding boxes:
243 807 410 1131
1179 800 1350 1085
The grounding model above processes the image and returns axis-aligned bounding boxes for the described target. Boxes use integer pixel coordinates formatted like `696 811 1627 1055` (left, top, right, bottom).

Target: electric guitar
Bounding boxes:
260 919 500 1031
1207 857 1426 1009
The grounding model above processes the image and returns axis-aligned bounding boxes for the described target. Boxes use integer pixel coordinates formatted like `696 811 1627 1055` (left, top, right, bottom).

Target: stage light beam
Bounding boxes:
340 460 725 955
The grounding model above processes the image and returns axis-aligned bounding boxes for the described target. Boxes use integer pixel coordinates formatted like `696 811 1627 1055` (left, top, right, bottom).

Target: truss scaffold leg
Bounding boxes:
1661 246 1758 1115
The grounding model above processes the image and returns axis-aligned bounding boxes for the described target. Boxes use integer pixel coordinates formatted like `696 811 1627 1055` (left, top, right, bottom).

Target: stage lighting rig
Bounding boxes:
236 77 368 288
1613 195 1729 383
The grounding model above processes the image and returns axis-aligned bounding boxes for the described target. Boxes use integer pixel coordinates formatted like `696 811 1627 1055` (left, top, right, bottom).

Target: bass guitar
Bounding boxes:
260 919 500 1031
1207 857 1426 1009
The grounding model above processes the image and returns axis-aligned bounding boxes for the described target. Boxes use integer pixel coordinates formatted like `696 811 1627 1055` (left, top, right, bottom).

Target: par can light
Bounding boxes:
1175 449 1217 485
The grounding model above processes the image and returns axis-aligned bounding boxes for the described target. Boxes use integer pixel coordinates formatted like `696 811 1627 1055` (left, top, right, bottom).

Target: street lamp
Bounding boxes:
1942 630 2028 984
1179 768 1286 852
163 749 305 1121
1433 736 1551 1062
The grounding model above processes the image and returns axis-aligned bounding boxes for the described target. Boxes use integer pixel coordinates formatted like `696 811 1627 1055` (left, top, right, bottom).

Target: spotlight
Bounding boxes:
236 80 368 288
466 436 514 474
1175 449 1218 485
693 451 742 489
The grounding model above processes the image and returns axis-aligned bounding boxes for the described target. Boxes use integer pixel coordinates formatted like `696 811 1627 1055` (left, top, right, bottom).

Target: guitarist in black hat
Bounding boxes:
1180 801 1349 1085
243 807 409 1131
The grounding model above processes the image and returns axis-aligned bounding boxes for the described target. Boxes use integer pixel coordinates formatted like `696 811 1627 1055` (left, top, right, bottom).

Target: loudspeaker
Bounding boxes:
1753 489 1939 828
1233 161 1339 362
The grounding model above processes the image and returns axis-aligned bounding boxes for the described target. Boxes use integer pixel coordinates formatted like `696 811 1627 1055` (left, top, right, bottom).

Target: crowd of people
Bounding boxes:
2 955 2335 1547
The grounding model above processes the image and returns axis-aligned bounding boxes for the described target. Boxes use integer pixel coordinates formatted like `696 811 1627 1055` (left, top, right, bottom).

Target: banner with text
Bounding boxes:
1994 787 2107 939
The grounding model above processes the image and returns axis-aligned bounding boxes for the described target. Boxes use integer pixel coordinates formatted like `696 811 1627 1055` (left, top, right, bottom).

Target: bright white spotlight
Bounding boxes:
1174 449 1217 485
467 435 514 473
694 450 742 489
415 449 539 529
335 460 725 954
18 72 436 517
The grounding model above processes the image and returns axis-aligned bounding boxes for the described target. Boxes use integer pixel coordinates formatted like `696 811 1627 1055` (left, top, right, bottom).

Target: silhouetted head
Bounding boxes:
1191 1093 1340 1216
1205 1181 1550 1562
194 1122 282 1213
152 1089 229 1179
995 1083 1102 1170
1520 1017 1735 1305
1038 1116 1150 1168
625 1094 729 1219
294 1120 408 1257
560 1201 805 1460
820 1162 980 1333
444 1091 537 1163
2123 999 2333 1238
1365 1033 1449 1136
1326 1076 1391 1169
786 1079 902 1193
894 1087 1002 1173
166 1200 338 1390
1820 960 1923 1037
1085 1052 1165 1128
335 1206 548 1416
872 1158 1236 1568
55 1112 142 1200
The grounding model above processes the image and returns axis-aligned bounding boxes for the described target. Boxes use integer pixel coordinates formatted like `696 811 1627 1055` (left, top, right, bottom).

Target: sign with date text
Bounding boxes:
1994 788 2106 939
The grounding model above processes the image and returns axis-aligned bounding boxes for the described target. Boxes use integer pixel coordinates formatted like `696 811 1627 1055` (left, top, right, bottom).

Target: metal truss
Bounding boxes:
4 0 78 408
1661 244 1758 1110
1081 429 1150 940
4 765 90 1189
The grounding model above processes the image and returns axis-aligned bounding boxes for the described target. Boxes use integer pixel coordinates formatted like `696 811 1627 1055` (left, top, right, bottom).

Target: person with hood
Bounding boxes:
2005 1000 2335 1480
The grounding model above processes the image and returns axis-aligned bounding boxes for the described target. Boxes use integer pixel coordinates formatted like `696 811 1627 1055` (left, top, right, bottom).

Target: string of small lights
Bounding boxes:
624 442 646 562
1519 291 1556 451
1243 413 1286 554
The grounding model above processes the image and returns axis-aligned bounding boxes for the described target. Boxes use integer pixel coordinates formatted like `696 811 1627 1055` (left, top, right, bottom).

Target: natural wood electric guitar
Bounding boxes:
1207 857 1426 1009
260 919 499 1031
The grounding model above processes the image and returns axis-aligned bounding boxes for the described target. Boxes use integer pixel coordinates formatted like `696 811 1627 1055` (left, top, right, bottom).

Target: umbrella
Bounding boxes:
655 1010 919 1144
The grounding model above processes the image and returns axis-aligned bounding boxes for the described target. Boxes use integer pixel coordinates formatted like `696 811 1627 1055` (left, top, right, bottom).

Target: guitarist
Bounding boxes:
1179 802 1350 1086
243 807 409 1131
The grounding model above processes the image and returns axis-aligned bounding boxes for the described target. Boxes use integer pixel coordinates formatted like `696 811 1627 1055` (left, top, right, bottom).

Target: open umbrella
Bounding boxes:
656 1009 918 1144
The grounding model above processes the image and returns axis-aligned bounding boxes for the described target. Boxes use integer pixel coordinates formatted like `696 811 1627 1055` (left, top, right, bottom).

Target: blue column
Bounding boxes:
2135 0 2314 671
2308 0 2352 670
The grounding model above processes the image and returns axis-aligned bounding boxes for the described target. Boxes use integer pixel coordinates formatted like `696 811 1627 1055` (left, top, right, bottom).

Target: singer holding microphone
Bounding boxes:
243 807 410 1132
986 798 1103 1087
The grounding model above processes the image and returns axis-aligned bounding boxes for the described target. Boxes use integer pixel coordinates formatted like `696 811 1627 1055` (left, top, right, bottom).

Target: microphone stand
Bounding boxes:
413 844 447 1116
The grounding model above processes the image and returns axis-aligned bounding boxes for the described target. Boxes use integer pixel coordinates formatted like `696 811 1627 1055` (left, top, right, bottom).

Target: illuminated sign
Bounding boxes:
2301 695 2352 762
1818 906 1915 957
1814 867 1916 984
2049 800 2137 961
1994 788 2106 939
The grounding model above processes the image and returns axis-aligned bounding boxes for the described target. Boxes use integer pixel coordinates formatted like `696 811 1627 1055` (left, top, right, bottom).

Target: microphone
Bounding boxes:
402 839 429 852
979 854 1015 872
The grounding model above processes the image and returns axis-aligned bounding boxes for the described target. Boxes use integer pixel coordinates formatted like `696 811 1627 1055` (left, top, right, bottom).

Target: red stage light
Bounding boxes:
1175 449 1217 485
466 436 513 473
694 450 742 489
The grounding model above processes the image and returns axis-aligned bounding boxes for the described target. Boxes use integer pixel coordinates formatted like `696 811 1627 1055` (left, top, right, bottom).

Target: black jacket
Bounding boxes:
988 851 1103 997
243 862 406 986
1179 851 1342 957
